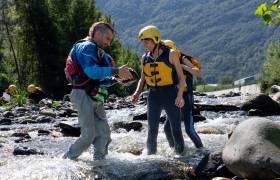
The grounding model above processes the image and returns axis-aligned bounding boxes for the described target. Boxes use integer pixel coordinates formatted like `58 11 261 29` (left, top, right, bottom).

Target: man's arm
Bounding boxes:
78 43 131 80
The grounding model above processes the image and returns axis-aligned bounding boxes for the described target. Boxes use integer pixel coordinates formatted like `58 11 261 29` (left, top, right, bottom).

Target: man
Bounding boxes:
63 22 133 160
131 25 185 155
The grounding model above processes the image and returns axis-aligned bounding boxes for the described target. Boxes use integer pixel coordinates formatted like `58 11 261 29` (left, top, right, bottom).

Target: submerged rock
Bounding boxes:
89 149 209 180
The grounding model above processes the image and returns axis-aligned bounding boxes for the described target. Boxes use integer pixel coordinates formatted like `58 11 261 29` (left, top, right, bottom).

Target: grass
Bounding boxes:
1 89 28 108
195 84 234 92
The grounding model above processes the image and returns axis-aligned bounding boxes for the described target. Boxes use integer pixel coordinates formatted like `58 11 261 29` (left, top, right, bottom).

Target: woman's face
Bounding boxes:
141 39 155 51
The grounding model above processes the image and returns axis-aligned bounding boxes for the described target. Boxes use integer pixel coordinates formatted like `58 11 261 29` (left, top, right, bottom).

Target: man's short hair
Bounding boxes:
89 22 114 38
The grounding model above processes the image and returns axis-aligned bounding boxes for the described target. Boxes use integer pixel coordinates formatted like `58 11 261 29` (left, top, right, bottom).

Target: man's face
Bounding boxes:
97 30 113 49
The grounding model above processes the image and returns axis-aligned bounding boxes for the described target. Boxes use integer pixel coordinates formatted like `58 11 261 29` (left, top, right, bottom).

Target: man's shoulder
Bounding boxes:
76 40 97 49
74 40 98 56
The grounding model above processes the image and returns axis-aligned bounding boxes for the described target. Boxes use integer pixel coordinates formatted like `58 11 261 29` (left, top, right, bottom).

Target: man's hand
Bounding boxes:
117 64 133 80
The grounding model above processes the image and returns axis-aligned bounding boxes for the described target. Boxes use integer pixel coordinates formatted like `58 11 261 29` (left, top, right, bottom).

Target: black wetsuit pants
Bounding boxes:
147 86 185 154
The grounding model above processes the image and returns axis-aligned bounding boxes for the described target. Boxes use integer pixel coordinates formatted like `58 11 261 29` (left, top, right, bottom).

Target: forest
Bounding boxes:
0 0 140 99
0 0 279 99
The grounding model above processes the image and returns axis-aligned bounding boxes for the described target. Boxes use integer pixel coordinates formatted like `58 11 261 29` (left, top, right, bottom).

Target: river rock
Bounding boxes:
112 121 143 132
39 109 56 118
222 117 280 179
59 121 80 137
271 85 280 93
198 151 234 179
193 115 206 122
2 111 15 118
195 104 240 112
133 113 147 121
197 127 224 134
272 92 280 103
0 118 12 125
219 91 241 97
36 116 55 123
240 93 280 115
13 146 44 156
91 149 209 180
247 109 267 116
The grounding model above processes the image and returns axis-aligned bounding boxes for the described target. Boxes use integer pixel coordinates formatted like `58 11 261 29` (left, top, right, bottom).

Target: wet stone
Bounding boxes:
133 113 147 121
38 129 51 136
40 109 56 118
13 146 44 156
0 118 12 125
19 119 37 124
2 111 15 118
14 138 31 143
59 122 80 137
15 107 30 113
248 109 267 116
57 110 68 117
112 121 143 132
193 115 206 122
11 132 31 139
0 127 10 131
36 116 55 123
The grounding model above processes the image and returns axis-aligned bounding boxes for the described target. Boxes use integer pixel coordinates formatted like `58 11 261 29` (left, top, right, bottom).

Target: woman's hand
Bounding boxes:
175 95 184 108
131 92 140 104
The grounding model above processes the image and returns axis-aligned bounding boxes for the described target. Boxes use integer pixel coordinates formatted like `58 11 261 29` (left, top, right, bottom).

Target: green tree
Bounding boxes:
255 0 280 25
1 0 140 98
261 41 280 91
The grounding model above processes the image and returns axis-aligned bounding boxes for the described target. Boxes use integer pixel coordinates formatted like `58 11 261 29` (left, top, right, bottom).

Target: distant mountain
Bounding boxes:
96 0 280 83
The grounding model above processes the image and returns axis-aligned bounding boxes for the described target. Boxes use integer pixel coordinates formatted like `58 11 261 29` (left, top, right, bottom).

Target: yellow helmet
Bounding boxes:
138 25 161 44
163 39 177 50
36 86 43 92
27 84 36 93
8 84 16 93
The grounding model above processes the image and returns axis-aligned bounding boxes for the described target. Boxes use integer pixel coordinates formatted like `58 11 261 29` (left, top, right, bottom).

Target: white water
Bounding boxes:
0 95 279 179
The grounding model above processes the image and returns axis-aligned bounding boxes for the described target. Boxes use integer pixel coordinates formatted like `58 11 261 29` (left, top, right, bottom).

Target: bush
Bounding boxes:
7 89 28 107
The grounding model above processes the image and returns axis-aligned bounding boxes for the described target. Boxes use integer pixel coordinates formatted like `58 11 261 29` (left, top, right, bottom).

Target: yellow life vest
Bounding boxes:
143 47 177 87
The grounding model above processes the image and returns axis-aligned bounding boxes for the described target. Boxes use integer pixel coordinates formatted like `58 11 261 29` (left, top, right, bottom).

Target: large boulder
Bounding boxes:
240 93 280 115
222 118 280 179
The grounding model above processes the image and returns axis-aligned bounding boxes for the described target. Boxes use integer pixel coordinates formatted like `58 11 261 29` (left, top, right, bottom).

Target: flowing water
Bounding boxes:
0 94 279 179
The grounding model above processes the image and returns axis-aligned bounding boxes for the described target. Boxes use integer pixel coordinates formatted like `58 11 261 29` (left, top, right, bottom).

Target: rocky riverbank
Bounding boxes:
0 88 279 179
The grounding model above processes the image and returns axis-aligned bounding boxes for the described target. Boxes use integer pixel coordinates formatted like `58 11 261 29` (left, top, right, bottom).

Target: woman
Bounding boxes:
131 25 185 155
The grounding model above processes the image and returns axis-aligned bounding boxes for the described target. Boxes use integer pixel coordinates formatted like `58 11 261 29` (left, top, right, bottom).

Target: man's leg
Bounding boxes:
92 102 111 160
65 89 96 160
